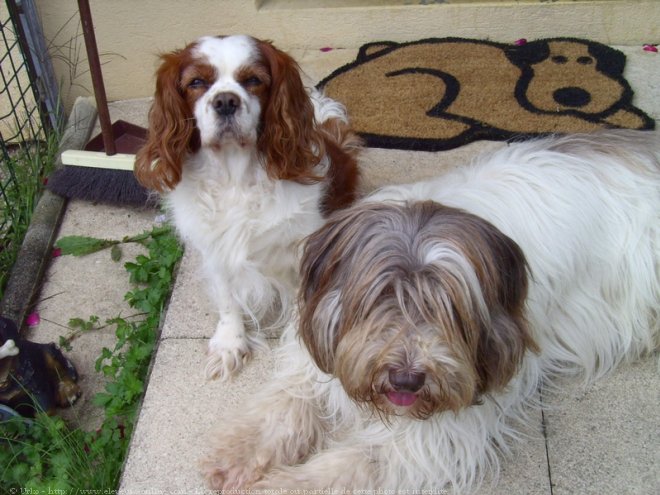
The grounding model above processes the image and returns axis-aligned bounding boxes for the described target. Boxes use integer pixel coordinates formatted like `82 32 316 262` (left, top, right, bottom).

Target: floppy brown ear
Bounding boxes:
256 39 323 183
298 207 359 373
134 49 199 192
505 39 550 67
470 222 539 393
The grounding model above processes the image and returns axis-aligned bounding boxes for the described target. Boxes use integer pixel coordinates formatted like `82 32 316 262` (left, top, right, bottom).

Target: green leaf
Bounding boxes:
58 335 72 352
123 231 151 243
55 236 119 256
68 317 85 328
93 392 112 407
135 254 150 265
110 244 122 262
124 262 138 272
95 347 113 372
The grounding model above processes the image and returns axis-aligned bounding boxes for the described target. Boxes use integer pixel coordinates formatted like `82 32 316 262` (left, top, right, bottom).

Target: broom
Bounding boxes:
47 0 152 207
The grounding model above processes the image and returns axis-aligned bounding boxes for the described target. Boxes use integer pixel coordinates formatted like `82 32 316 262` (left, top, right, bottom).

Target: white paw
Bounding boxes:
205 332 252 380
0 339 18 358
202 453 265 490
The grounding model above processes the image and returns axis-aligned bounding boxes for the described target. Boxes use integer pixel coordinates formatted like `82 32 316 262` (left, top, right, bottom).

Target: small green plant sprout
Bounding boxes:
1 224 183 490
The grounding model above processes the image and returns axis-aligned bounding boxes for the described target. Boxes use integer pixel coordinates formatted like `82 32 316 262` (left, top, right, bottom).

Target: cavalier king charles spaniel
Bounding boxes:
135 35 360 380
202 130 659 491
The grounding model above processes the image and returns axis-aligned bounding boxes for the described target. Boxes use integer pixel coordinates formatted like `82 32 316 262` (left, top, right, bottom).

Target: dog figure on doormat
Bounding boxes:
320 37 655 151
202 130 659 492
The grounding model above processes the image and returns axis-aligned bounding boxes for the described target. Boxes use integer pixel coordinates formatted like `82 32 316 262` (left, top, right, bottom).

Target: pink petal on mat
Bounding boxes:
52 247 62 258
514 38 527 46
643 44 658 52
320 46 334 52
26 312 41 327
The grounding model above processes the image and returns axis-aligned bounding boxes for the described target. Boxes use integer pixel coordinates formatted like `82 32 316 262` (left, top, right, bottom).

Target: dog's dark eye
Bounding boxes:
242 76 262 88
188 78 208 89
577 56 593 65
551 55 568 64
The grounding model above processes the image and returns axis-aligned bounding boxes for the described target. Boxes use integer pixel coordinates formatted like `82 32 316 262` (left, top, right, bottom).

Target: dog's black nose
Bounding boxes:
388 369 426 392
553 87 591 108
213 92 240 116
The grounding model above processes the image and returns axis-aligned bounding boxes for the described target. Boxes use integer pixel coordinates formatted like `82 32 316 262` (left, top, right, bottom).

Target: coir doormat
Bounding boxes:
318 37 655 151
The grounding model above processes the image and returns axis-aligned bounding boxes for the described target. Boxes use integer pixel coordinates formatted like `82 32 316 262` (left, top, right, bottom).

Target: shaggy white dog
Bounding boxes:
202 130 659 492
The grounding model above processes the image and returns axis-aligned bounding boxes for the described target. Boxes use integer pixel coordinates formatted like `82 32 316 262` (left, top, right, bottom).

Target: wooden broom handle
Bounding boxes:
77 0 116 155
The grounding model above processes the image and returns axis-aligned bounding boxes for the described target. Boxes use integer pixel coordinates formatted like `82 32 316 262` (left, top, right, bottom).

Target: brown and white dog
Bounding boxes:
135 35 360 380
202 130 659 491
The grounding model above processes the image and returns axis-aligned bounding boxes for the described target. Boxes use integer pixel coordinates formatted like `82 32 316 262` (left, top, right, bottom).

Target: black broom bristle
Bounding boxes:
47 166 157 207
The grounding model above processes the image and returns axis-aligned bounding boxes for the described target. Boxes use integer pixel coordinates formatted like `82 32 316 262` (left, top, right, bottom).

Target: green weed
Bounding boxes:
0 134 59 300
0 224 183 490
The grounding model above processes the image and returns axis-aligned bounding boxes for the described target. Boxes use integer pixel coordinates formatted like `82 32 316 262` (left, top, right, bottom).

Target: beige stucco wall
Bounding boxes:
35 0 660 112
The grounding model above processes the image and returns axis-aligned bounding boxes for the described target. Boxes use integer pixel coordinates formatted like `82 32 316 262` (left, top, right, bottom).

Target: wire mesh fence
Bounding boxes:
0 0 60 299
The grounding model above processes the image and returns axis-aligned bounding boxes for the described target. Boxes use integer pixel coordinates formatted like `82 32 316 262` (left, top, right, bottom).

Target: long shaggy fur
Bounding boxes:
134 35 359 380
202 130 659 491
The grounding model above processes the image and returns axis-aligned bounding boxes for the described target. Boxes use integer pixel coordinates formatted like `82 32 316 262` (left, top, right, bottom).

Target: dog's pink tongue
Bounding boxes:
386 391 417 407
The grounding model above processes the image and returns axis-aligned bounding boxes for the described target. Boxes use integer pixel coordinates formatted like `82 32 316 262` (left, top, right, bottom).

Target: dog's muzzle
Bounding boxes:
386 369 426 407
213 92 241 117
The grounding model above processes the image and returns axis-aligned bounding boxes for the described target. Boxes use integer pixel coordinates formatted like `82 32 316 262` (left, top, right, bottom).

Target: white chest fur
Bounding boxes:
166 148 325 313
